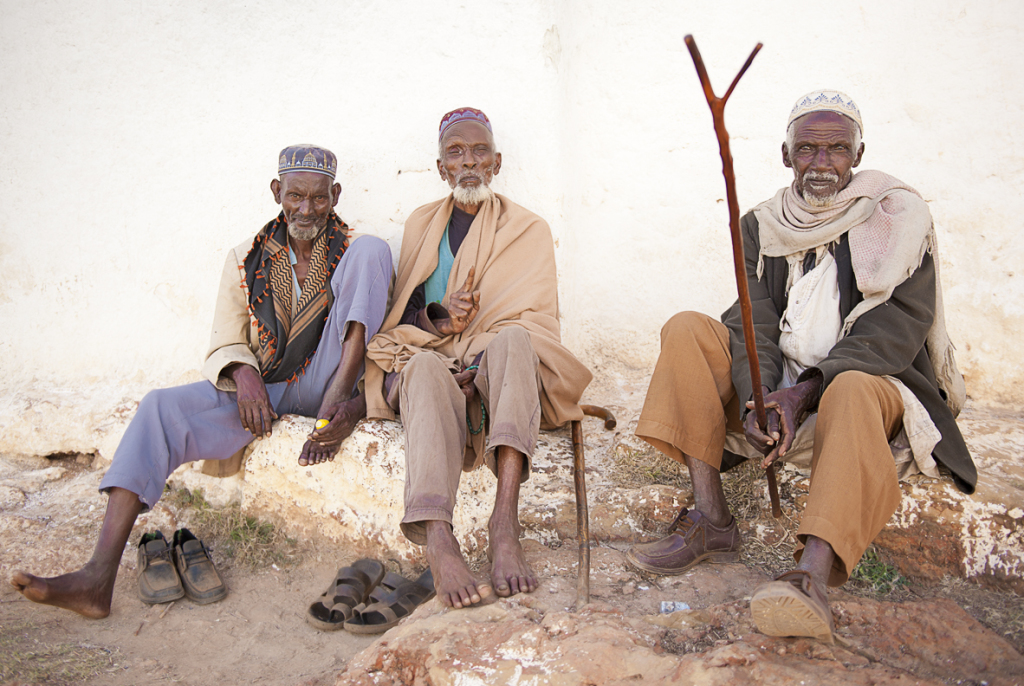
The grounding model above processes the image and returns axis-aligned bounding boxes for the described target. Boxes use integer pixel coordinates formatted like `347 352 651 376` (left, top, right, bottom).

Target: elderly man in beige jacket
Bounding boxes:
12 145 392 619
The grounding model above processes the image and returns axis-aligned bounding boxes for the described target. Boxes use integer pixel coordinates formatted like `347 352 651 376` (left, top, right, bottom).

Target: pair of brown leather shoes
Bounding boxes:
625 508 741 574
137 528 226 605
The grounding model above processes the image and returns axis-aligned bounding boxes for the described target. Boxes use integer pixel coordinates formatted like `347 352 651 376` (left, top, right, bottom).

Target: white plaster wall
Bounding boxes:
1 0 1022 458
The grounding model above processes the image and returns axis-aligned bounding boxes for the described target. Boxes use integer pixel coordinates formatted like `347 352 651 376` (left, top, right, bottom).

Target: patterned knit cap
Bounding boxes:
787 90 863 135
438 108 492 141
278 145 337 179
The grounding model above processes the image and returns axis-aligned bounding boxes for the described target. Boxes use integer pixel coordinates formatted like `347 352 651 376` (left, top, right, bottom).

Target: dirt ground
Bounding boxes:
2 452 1022 685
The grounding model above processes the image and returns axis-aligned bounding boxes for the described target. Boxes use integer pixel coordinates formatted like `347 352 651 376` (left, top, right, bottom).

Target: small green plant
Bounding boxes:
850 546 907 595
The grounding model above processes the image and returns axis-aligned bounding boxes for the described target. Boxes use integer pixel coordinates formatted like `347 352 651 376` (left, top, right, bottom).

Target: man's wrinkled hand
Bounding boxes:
744 376 822 468
435 267 481 336
229 364 277 438
452 367 478 402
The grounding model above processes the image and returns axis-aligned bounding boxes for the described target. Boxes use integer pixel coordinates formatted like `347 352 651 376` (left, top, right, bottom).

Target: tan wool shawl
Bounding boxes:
752 170 965 415
365 193 592 432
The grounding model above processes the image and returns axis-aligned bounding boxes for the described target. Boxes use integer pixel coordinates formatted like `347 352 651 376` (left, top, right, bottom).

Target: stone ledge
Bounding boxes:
165 414 1023 592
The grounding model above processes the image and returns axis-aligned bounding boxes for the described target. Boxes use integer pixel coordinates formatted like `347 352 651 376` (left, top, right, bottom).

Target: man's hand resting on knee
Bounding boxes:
744 374 822 468
228 363 277 438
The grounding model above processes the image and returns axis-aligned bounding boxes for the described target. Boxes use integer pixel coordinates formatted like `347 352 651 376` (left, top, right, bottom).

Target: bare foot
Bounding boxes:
297 439 338 467
300 395 365 466
425 522 493 609
488 520 537 597
10 566 114 619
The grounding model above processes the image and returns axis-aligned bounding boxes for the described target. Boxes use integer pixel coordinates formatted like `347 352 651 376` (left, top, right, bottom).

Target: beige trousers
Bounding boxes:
635 311 905 586
394 327 541 545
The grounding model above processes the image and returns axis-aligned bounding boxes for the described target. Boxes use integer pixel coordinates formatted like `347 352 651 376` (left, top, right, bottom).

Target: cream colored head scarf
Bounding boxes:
752 170 965 416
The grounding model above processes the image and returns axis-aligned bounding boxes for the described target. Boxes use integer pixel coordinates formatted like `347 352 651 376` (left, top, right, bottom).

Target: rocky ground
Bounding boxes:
1 374 1022 685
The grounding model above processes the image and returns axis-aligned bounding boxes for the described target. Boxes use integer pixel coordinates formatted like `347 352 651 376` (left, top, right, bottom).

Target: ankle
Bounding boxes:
695 507 732 529
487 513 521 538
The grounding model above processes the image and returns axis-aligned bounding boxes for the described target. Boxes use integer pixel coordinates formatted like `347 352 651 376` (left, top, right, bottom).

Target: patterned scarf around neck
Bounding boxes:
243 211 348 384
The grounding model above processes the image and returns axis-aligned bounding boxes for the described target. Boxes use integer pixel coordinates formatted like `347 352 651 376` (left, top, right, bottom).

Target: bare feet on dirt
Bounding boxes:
10 567 114 619
425 521 493 609
488 520 537 597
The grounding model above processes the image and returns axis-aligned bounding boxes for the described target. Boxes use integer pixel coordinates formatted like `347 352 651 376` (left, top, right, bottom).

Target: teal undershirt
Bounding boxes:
423 219 455 306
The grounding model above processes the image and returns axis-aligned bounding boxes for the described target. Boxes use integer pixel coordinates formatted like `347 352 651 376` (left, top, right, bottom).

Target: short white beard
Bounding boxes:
288 223 321 241
452 183 494 206
802 172 839 208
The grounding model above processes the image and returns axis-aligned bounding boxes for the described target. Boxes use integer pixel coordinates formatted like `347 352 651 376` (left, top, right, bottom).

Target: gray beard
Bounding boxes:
287 223 321 241
801 172 839 208
452 183 494 207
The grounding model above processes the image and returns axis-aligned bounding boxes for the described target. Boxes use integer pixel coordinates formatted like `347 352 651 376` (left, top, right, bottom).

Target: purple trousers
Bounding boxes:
100 236 392 509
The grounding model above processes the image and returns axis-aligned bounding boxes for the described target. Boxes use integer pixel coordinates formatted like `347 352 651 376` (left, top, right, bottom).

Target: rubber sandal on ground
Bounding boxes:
306 558 386 631
344 569 436 635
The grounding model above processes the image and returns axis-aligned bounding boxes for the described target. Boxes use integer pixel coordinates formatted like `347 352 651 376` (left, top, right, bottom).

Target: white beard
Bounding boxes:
287 223 321 241
452 183 495 206
801 172 840 208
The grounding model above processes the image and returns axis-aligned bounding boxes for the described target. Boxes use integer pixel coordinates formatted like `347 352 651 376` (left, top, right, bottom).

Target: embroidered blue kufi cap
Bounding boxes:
278 145 338 179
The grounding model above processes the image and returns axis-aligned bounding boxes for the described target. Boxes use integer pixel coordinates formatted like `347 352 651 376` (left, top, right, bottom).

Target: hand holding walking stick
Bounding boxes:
683 34 782 518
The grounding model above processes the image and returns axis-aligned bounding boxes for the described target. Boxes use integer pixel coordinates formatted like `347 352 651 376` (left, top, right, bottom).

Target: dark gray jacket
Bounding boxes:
721 211 976 493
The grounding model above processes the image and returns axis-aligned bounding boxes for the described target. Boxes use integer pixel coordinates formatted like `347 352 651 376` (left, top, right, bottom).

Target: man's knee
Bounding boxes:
136 387 182 420
403 352 453 385
491 326 533 355
347 234 392 264
333 235 393 285
661 311 712 345
819 371 880 414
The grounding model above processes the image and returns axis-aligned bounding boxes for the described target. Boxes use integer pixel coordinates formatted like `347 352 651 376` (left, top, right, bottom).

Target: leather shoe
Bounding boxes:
137 530 185 604
625 508 741 575
751 569 835 643
172 528 227 605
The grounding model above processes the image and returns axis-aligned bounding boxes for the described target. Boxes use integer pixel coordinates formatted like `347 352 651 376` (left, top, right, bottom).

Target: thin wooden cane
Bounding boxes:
571 419 590 606
683 34 782 518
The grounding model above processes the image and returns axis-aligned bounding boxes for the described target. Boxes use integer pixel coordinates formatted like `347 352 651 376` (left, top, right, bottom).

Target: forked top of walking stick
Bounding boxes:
684 35 762 111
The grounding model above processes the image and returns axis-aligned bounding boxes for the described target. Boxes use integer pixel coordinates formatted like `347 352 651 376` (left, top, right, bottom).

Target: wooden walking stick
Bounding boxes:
683 34 782 518
571 404 617 607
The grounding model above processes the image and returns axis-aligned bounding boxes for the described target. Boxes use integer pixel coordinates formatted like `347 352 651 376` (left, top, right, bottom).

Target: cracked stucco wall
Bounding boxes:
1 1 1022 459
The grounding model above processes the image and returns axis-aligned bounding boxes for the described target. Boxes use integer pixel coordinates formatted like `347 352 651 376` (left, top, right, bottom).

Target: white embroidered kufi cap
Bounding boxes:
787 90 863 134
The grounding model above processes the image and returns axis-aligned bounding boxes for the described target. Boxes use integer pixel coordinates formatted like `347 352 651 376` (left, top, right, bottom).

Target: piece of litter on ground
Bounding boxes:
661 601 691 613
638 585 650 591
272 564 280 570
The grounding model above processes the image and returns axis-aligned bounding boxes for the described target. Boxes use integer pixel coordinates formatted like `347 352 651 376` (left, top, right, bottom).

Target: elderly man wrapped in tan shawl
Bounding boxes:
365 108 592 608
627 91 976 643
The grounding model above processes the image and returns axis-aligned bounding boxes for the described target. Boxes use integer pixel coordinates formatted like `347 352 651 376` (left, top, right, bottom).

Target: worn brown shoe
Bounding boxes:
137 531 185 604
172 528 227 605
750 569 834 643
625 508 741 575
